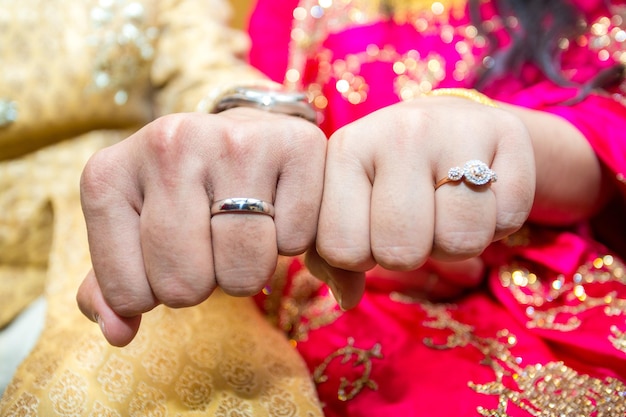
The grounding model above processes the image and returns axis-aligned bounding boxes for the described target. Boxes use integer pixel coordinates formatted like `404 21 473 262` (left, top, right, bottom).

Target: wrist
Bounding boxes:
199 81 317 124
425 88 498 108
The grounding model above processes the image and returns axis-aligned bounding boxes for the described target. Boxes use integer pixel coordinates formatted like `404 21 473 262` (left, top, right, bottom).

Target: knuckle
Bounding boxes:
496 209 529 236
495 182 534 235
144 115 191 165
317 241 372 271
155 276 212 308
434 229 491 258
278 210 319 256
372 245 428 271
279 237 313 256
80 150 121 205
221 122 256 158
160 292 207 309
106 294 153 318
217 268 268 296
328 125 357 151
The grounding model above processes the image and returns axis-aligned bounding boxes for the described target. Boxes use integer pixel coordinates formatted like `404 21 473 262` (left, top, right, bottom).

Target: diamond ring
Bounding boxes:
435 160 497 190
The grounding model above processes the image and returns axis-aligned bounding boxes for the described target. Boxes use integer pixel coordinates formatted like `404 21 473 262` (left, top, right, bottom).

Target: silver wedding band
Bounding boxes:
210 197 275 218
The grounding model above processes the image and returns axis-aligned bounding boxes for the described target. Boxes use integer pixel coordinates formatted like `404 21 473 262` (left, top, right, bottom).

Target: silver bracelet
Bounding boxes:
209 85 317 124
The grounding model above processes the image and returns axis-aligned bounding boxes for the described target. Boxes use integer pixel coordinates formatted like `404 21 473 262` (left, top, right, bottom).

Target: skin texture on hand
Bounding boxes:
309 96 605 310
78 95 605 345
77 108 327 346
311 96 537 309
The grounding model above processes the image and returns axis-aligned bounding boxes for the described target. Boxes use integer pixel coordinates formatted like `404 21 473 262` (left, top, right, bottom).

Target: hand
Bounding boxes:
310 96 536 308
76 108 327 346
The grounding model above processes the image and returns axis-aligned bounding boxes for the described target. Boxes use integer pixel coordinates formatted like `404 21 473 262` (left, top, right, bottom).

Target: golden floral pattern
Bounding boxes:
274 267 343 343
219 358 258 396
5 392 39 417
313 337 383 401
611 325 626 352
259 385 299 416
471 361 626 417
88 401 121 417
215 393 254 417
142 345 179 384
393 297 626 416
175 366 214 410
500 254 626 348
49 371 88 417
128 382 166 417
97 355 134 403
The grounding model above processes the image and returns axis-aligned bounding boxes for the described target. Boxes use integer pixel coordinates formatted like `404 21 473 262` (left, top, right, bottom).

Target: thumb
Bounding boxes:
305 247 366 310
77 269 142 347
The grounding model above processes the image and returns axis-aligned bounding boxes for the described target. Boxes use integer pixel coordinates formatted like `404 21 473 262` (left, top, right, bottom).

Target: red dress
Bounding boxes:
249 1 626 415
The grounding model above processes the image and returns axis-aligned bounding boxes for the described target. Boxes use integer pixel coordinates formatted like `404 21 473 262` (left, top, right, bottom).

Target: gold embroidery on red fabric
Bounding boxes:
287 1 625 114
313 337 383 401
500 255 626 340
471 361 626 417
582 3 626 106
285 0 489 108
390 297 626 416
279 269 343 342
262 257 291 327
610 325 626 354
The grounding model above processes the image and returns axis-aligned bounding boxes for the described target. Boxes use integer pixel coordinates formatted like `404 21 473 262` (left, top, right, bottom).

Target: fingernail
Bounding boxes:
96 315 106 337
326 280 344 311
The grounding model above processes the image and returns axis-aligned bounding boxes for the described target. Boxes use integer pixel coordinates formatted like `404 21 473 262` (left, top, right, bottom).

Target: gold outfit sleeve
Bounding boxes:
0 0 322 415
151 0 267 115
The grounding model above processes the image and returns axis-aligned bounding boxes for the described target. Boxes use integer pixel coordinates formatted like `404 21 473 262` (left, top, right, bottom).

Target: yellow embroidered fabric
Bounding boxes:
0 0 263 329
0 133 322 416
0 0 323 415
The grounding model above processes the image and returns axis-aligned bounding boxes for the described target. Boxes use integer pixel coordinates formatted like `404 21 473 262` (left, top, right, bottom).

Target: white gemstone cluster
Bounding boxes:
447 160 497 186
